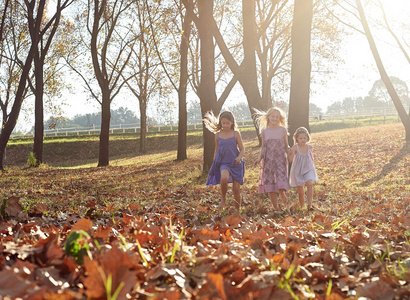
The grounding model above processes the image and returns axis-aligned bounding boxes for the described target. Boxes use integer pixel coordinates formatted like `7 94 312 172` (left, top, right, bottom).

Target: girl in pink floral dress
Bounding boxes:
254 107 290 212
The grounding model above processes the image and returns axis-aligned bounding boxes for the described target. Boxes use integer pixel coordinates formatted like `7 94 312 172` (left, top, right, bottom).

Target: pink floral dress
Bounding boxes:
258 127 289 193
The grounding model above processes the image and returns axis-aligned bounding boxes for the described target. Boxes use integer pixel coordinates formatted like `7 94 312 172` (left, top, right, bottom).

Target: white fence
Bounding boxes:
11 120 254 138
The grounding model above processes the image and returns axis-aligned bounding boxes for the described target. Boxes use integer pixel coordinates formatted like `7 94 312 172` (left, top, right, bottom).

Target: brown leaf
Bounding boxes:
71 218 93 232
82 258 106 298
323 251 339 270
224 215 241 227
325 292 345 300
207 273 227 300
83 244 138 299
0 268 33 298
94 226 112 242
5 196 23 217
31 203 47 214
312 215 325 226
162 289 181 300
351 232 365 247
356 280 395 300
34 234 64 265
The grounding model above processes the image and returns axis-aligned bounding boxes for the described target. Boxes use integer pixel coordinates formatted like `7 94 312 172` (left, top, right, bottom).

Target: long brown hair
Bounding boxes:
203 110 238 133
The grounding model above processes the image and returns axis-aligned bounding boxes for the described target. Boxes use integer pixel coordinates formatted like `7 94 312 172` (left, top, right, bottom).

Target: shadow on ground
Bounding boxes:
360 142 410 186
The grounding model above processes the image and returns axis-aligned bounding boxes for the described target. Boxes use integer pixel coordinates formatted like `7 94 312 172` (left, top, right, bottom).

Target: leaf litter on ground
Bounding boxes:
1 123 410 299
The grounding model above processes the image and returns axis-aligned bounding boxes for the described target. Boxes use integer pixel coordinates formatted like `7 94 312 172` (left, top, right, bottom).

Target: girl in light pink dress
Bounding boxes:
254 107 290 212
288 127 319 210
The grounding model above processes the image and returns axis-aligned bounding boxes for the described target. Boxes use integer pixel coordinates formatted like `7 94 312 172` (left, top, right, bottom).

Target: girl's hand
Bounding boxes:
235 157 241 164
286 147 292 156
287 146 296 162
254 158 261 166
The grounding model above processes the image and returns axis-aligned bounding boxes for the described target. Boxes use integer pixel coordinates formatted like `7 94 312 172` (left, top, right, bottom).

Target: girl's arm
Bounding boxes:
235 131 245 164
283 128 291 154
213 134 218 160
288 145 297 162
255 131 264 165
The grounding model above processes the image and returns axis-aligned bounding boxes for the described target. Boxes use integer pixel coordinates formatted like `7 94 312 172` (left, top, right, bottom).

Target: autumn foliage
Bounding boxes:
1 124 410 299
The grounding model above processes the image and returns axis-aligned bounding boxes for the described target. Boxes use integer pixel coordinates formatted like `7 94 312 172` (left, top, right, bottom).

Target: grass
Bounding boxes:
6 116 402 168
2 122 409 223
1 122 410 299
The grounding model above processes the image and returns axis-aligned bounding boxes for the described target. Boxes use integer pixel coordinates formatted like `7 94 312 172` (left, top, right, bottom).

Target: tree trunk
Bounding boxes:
98 92 111 167
288 0 313 146
33 53 44 166
242 0 261 109
242 0 265 143
198 0 217 174
356 0 410 141
177 12 191 161
139 101 147 154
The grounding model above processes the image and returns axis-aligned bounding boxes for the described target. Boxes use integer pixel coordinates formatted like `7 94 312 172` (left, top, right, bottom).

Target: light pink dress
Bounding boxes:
258 127 289 193
289 144 319 187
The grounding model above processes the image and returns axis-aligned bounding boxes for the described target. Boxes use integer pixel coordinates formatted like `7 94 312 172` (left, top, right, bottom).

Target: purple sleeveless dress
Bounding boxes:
258 127 289 193
289 145 319 187
206 132 245 186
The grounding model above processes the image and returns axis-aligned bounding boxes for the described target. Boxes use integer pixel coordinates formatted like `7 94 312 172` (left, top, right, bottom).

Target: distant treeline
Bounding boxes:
44 102 255 130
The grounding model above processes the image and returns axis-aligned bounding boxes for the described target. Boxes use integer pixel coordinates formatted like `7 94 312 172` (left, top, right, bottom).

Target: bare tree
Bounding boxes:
0 0 45 170
29 0 75 166
125 0 166 154
68 0 136 166
146 0 192 161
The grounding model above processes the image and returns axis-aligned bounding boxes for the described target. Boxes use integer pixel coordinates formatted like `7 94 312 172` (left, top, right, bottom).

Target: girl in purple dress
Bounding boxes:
204 111 245 212
288 127 319 210
254 107 290 212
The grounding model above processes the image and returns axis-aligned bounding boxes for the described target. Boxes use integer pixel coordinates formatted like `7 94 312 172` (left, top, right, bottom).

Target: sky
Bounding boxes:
15 0 410 132
310 0 410 109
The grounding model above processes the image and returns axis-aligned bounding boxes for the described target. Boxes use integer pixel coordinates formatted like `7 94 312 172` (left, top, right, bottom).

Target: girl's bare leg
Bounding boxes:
279 189 288 205
232 179 241 211
297 185 305 208
219 169 230 208
306 180 313 209
268 192 279 210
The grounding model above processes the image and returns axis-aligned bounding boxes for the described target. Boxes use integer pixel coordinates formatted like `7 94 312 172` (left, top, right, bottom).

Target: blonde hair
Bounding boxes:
253 106 287 133
293 127 311 144
203 110 238 133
